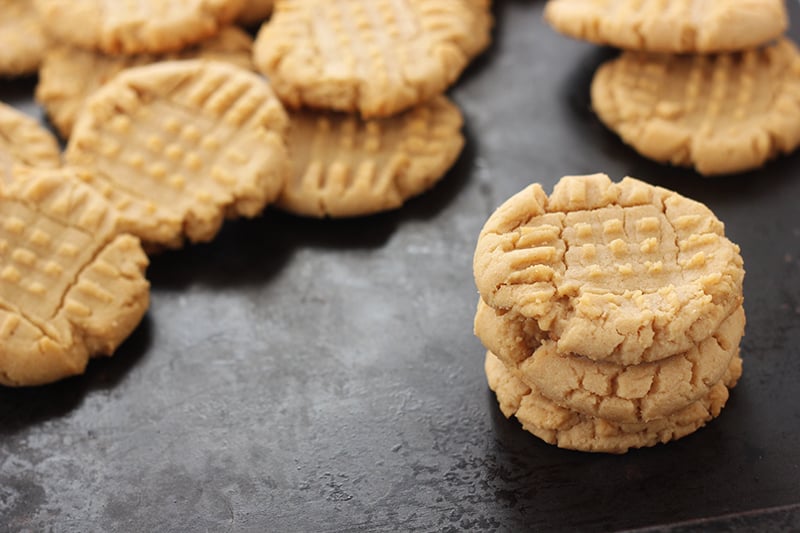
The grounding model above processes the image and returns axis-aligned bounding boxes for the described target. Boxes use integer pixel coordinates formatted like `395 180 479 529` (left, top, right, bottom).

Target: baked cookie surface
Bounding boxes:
36 27 254 139
253 0 492 117
65 60 290 249
486 350 741 454
476 299 745 423
0 168 149 387
592 39 800 176
0 0 48 76
0 102 61 179
34 0 246 55
473 174 744 365
279 95 464 217
544 0 787 53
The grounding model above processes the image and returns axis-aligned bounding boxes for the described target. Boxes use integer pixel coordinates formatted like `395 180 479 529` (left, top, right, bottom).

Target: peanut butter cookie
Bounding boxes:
544 0 787 53
34 0 245 55
473 174 744 364
0 167 149 386
65 60 290 249
592 39 800 175
36 26 253 139
476 299 744 423
279 95 464 217
486 350 741 453
253 0 492 117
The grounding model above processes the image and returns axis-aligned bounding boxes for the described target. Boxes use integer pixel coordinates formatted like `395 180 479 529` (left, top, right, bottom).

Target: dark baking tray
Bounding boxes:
2 2 800 531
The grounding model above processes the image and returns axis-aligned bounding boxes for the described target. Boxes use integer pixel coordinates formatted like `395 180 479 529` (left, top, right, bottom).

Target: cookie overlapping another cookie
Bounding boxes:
65 60 291 249
33 0 246 55
251 0 491 217
474 174 746 453
36 27 255 140
544 0 788 54
591 39 800 176
0 168 149 387
544 0 799 175
253 0 492 118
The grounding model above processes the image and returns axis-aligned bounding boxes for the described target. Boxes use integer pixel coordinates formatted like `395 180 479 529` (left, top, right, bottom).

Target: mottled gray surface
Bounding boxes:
2 2 800 531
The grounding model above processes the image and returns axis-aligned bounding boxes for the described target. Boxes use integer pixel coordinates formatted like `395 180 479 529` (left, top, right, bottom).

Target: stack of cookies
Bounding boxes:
473 174 746 453
544 0 800 176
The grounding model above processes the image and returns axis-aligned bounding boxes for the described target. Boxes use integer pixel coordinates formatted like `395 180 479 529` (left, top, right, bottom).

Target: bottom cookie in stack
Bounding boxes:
485 350 742 454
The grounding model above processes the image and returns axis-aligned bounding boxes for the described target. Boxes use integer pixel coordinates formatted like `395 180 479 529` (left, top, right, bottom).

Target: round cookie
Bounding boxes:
0 102 61 179
486 351 741 454
65 60 290 250
279 96 464 217
473 174 744 365
592 39 800 176
0 0 48 76
33 0 246 55
475 299 745 423
544 0 787 54
253 0 492 117
237 0 273 26
0 167 149 387
36 26 254 140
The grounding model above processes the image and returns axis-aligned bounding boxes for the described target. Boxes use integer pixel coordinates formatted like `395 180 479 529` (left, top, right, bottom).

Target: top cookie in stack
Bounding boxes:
253 0 493 217
544 0 799 176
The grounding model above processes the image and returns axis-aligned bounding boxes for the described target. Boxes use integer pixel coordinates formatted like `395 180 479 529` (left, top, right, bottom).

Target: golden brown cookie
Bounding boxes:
473 174 744 365
253 0 492 117
279 95 464 217
476 299 745 423
486 350 741 454
0 0 49 76
36 26 254 139
34 0 246 55
592 39 800 176
0 167 149 387
544 0 787 53
237 0 273 26
65 60 290 250
0 102 61 179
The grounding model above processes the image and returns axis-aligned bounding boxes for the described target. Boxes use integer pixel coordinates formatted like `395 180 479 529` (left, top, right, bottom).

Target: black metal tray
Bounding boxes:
2 2 800 531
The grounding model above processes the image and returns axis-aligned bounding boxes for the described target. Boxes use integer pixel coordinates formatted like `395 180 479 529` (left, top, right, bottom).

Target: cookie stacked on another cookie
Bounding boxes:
544 0 799 176
473 174 746 453
253 0 493 217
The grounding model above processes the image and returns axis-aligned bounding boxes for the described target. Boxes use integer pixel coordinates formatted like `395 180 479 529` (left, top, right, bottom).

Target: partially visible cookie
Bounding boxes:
253 0 492 117
592 39 800 176
34 0 246 55
0 102 61 179
486 350 740 453
544 0 787 53
237 0 274 26
473 174 744 364
36 26 254 139
0 0 48 76
476 299 745 423
65 60 290 249
279 95 464 217
0 167 149 387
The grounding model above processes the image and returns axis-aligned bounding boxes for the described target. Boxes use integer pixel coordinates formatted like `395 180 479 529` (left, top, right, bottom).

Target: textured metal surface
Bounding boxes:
2 2 800 531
